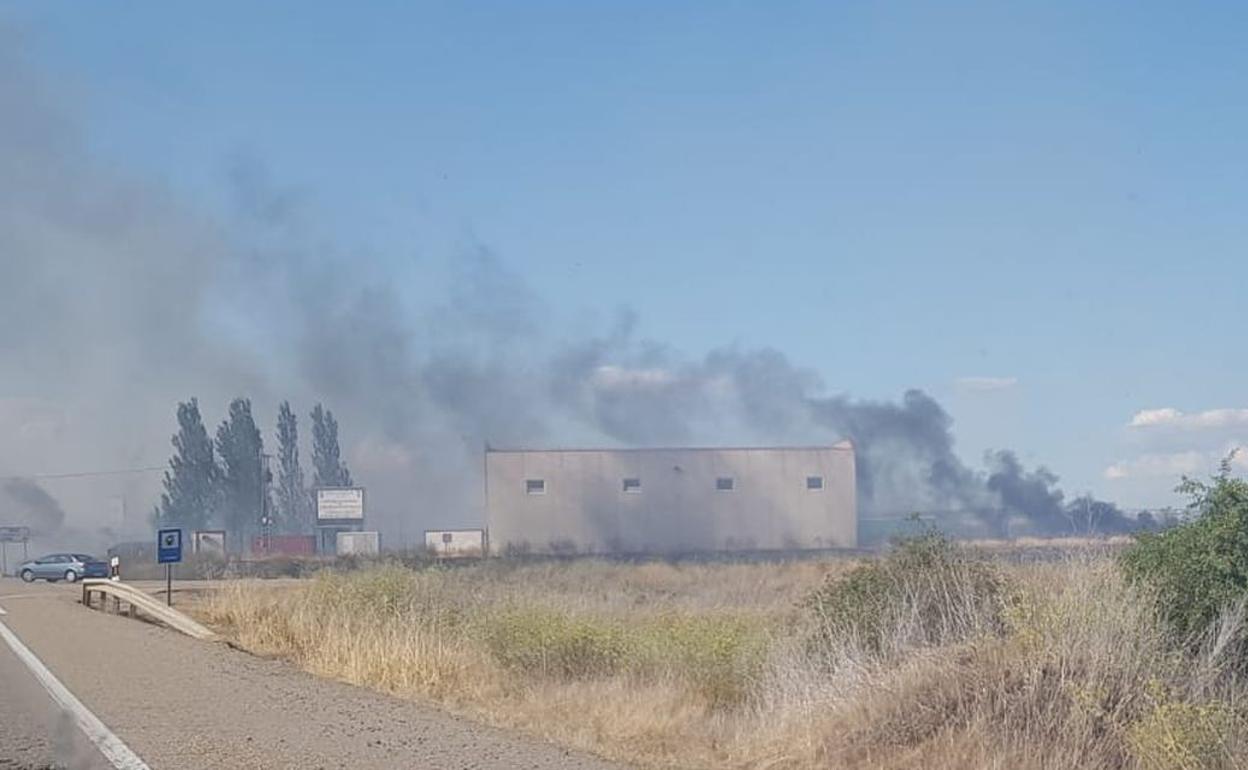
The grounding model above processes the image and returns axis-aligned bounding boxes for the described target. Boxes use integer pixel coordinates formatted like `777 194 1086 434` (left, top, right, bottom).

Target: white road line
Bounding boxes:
0 604 6 614
0 618 150 770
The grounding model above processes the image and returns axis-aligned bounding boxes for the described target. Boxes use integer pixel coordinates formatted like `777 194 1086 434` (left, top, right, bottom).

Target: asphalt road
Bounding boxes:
0 579 621 770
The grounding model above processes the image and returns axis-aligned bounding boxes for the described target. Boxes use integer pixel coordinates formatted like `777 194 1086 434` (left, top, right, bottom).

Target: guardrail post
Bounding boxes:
77 579 215 640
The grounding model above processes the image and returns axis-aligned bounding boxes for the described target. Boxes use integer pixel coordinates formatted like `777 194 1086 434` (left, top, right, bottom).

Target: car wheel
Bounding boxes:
64 569 79 583
20 569 34 583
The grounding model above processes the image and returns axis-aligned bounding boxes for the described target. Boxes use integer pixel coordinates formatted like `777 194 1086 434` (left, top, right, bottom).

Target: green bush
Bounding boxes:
481 606 764 706
1127 698 1241 770
634 615 765 707
803 530 1006 656
1120 462 1248 644
483 608 629 679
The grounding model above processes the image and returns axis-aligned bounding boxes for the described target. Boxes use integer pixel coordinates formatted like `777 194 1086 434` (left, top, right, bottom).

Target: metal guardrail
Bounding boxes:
80 579 218 641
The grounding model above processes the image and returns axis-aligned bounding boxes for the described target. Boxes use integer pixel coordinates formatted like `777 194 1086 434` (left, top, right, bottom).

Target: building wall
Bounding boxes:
485 443 856 554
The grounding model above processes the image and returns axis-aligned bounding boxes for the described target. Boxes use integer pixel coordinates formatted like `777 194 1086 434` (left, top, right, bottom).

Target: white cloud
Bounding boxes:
590 365 677 391
954 376 1018 392
1128 407 1248 430
1104 451 1205 480
1104 445 1248 480
1127 408 1182 428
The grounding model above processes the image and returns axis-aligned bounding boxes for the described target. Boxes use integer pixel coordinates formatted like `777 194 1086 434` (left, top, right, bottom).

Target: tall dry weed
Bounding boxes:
195 549 1248 769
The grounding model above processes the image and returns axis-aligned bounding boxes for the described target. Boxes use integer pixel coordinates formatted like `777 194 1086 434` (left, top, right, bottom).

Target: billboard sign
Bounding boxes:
424 529 485 558
193 530 227 557
316 487 365 521
336 530 380 556
0 526 31 543
157 528 183 564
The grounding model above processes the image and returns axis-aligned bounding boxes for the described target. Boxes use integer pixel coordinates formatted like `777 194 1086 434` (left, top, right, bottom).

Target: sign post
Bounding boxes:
157 528 183 606
315 487 366 555
0 526 31 578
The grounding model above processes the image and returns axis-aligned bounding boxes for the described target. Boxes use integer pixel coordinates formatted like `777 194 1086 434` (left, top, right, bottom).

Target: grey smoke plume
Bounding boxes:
2 479 66 536
546 325 1136 535
0 32 1130 546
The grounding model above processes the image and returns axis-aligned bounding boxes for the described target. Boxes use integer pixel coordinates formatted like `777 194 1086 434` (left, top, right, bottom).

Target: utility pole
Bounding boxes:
259 451 273 554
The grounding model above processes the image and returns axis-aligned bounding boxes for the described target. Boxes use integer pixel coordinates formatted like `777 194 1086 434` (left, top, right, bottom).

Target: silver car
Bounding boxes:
18 553 109 583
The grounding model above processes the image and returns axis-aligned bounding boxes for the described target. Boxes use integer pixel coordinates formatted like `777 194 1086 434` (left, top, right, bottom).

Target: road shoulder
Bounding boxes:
0 581 621 770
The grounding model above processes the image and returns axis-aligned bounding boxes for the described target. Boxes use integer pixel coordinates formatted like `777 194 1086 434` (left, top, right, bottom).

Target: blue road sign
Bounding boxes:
157 528 183 564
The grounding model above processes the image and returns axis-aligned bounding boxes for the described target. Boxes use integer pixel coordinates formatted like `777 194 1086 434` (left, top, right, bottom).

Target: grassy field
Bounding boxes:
191 540 1248 769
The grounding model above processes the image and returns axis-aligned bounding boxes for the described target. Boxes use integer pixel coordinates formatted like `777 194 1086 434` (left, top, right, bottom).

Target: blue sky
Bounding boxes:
8 1 1248 508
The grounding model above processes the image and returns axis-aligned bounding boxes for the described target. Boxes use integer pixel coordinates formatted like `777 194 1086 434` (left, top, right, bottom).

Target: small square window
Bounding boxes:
622 478 642 493
716 477 735 491
526 479 546 495
806 476 824 491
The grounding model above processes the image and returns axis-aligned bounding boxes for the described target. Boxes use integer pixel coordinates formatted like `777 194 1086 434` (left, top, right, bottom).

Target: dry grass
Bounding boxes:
193 548 1248 769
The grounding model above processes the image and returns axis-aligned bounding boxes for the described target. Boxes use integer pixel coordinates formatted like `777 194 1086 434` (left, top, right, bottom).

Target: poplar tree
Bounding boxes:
216 397 270 550
310 403 352 488
274 400 307 533
155 398 220 531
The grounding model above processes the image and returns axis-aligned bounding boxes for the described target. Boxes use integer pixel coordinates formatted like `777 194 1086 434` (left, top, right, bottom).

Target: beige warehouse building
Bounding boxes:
484 442 856 554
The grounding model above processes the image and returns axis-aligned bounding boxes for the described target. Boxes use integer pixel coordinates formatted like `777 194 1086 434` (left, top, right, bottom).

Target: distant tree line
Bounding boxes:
1060 494 1182 536
153 398 352 549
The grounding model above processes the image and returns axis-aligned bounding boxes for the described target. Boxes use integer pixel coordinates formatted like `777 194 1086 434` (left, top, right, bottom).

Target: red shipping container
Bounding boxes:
251 534 317 557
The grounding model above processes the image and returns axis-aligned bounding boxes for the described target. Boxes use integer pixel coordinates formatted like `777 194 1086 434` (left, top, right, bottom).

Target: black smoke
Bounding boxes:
546 339 1136 536
985 450 1137 536
0 31 1135 545
2 478 66 536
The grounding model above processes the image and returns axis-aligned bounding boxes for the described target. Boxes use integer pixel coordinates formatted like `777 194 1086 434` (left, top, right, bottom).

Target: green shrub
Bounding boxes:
483 608 629 679
634 615 765 707
1127 698 1241 770
481 606 764 706
803 530 1006 657
1120 462 1248 644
